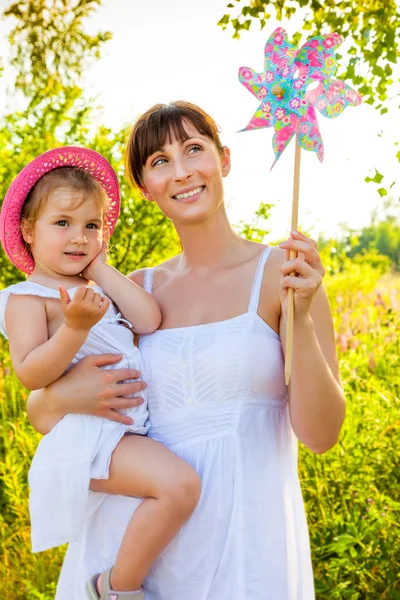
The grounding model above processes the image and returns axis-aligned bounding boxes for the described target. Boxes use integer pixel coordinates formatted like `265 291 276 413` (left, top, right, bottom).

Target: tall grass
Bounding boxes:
0 266 399 599
301 271 400 598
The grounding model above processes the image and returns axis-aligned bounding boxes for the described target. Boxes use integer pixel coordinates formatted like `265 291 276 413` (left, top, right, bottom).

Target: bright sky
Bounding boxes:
1 0 399 241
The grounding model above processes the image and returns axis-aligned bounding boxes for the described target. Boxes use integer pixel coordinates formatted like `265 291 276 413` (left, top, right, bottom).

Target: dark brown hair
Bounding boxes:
125 100 224 189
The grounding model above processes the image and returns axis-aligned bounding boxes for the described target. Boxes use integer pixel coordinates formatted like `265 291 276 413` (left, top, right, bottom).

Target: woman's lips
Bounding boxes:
173 186 205 203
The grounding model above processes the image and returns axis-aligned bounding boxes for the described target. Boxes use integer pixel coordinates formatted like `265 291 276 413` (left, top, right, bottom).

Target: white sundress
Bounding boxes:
55 246 315 600
0 280 149 553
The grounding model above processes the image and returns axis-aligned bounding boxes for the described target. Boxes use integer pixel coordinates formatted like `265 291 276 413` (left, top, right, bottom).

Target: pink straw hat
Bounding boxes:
0 146 121 275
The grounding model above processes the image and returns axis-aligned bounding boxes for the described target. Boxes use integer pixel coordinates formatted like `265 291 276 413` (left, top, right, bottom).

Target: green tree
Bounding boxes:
347 216 400 270
318 198 400 274
236 201 273 242
218 0 400 196
0 0 180 289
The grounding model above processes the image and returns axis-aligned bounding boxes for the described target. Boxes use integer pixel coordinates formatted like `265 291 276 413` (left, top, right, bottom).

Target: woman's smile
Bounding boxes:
172 185 205 203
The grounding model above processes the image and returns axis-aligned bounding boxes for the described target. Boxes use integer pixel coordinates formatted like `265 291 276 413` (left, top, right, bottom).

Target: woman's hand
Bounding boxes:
278 230 326 321
82 242 109 283
27 353 146 434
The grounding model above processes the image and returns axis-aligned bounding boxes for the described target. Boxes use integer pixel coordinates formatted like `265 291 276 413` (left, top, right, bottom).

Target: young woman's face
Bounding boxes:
139 122 231 225
22 188 103 277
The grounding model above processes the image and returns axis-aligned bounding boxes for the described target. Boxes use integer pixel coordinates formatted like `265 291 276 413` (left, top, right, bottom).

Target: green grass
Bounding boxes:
0 269 399 599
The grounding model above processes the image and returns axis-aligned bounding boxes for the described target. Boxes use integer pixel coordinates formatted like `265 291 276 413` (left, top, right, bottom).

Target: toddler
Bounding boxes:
0 147 201 599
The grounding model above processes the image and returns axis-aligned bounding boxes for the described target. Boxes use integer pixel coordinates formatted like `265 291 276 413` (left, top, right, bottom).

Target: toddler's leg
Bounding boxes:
90 435 201 592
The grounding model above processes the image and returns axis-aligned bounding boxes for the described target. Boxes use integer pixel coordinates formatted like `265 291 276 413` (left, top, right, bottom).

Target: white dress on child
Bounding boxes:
0 280 149 553
54 246 315 600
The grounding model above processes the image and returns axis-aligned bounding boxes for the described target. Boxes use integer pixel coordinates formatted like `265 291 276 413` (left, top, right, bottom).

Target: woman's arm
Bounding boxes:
27 353 147 435
262 232 346 454
83 249 161 334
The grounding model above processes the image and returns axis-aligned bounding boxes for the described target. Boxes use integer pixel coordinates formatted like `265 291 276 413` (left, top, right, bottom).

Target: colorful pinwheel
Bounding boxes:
239 27 361 166
238 28 362 384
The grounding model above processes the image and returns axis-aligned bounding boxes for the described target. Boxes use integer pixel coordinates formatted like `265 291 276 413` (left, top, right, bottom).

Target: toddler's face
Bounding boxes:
24 187 104 277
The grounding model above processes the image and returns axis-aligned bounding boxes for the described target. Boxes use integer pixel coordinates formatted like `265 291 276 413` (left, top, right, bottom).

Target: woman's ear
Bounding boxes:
139 184 154 202
221 146 231 177
21 219 34 244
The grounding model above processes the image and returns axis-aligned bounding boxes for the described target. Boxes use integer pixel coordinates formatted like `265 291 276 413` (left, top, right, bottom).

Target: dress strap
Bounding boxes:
247 246 272 313
143 268 154 294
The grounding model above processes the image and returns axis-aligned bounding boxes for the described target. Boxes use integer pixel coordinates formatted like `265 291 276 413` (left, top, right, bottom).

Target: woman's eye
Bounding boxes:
188 144 202 154
55 220 68 227
152 156 167 167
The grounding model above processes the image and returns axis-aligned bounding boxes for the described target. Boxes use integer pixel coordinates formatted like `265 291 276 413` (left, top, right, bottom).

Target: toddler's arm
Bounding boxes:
5 287 110 390
86 256 161 334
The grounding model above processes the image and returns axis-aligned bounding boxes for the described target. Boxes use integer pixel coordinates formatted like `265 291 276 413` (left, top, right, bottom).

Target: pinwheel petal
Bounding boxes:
297 105 324 161
271 117 297 166
264 27 298 72
239 67 265 99
307 79 362 119
239 107 273 132
296 33 343 82
238 28 361 163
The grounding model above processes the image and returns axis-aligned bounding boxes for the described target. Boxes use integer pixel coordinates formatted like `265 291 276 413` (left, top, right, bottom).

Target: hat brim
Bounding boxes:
0 146 121 274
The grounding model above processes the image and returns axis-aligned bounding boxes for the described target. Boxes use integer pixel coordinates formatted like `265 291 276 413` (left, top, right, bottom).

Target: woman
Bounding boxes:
27 101 346 600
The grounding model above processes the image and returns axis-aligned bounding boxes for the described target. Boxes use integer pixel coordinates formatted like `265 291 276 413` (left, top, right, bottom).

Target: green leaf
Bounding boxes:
377 188 387 197
386 51 397 64
218 14 230 25
365 170 384 184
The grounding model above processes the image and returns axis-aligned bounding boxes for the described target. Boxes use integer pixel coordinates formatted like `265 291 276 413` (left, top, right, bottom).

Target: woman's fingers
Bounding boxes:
279 233 325 277
88 353 124 368
101 409 134 426
63 355 147 424
113 380 147 397
98 364 147 397
106 367 141 381
280 258 315 278
99 394 146 425
280 239 320 262
280 275 322 292
289 229 318 248
109 396 145 411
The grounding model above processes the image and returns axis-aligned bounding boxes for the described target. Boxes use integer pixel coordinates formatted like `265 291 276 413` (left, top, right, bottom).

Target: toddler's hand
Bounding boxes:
82 242 108 283
58 285 110 332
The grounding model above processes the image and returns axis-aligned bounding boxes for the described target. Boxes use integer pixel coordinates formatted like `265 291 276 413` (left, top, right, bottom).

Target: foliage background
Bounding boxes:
0 1 399 598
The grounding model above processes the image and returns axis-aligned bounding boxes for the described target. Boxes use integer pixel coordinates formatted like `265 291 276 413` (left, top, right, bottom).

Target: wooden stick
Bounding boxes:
284 126 301 386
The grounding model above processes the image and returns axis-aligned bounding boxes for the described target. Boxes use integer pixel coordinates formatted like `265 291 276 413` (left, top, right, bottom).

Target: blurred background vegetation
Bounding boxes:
0 1 399 598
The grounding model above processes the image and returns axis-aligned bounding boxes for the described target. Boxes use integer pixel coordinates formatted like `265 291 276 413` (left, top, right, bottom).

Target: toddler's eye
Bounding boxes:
55 220 68 227
86 223 100 229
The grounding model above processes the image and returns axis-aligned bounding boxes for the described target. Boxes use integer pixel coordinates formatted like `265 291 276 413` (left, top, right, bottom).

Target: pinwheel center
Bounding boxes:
271 84 285 99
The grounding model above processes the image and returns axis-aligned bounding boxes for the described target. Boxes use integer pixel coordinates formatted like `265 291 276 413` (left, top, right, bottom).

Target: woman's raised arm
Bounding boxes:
27 353 146 435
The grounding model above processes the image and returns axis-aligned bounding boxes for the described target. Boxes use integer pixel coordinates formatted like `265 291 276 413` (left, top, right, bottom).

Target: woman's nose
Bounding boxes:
172 159 192 181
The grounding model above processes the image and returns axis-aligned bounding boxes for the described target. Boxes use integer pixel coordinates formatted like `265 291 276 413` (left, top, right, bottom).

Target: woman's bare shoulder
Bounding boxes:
127 255 181 288
260 244 286 288
257 244 285 326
